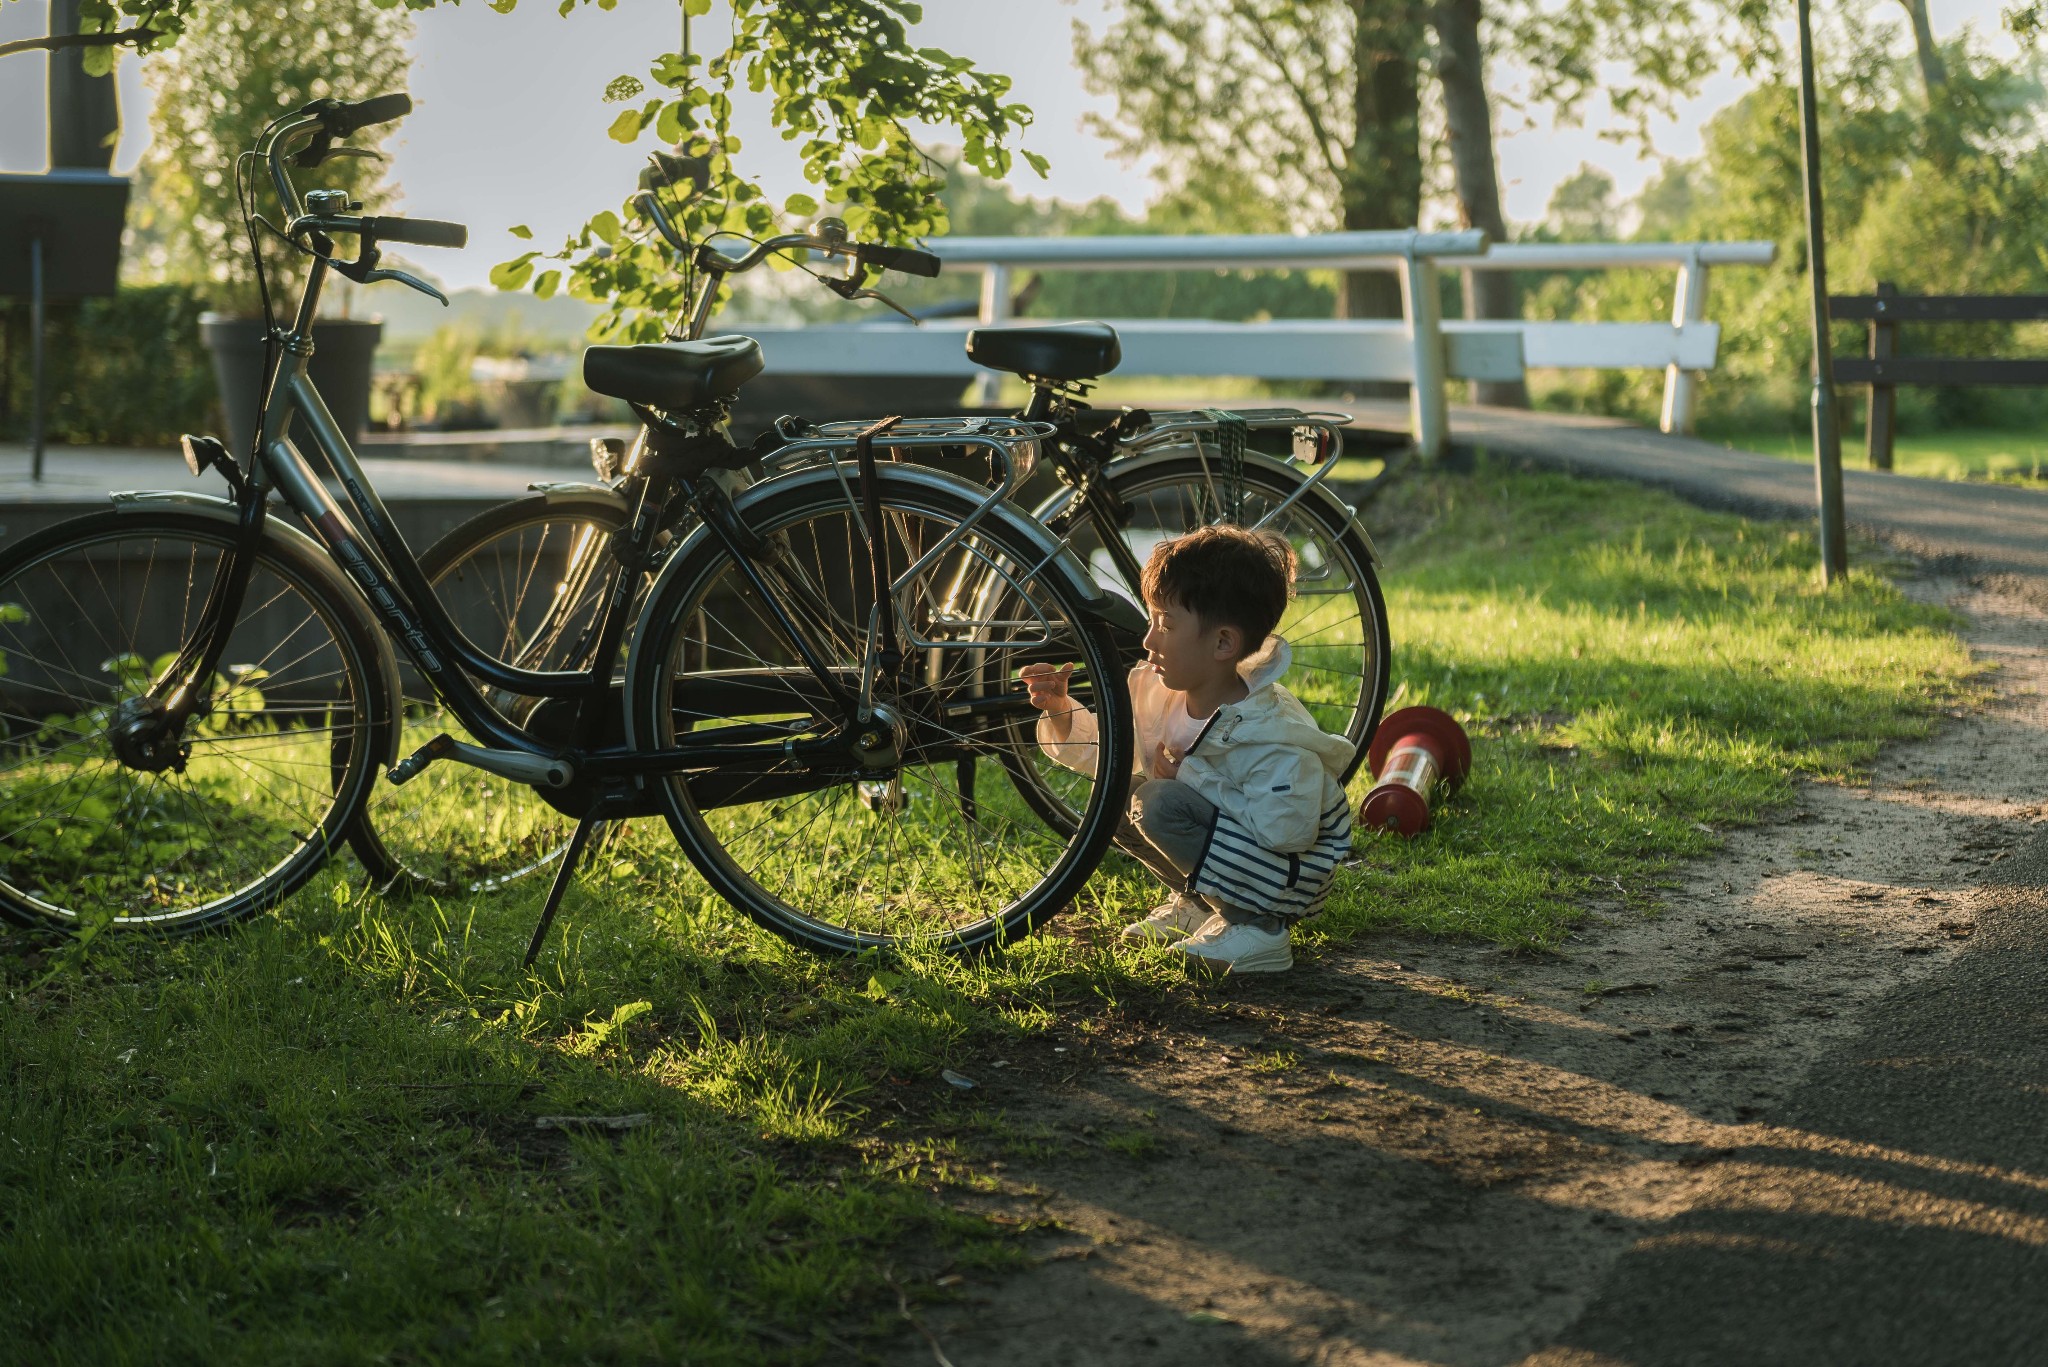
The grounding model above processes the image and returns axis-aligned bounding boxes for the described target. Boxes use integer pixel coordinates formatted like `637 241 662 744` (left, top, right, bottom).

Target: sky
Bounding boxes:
0 0 2025 292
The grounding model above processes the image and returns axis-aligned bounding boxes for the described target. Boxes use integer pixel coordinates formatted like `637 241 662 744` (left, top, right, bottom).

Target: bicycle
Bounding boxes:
0 94 1137 961
352 175 1391 887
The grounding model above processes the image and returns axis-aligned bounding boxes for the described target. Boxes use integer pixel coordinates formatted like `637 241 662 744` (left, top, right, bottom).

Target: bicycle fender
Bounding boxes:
107 490 407 766
1030 447 1382 567
523 481 629 508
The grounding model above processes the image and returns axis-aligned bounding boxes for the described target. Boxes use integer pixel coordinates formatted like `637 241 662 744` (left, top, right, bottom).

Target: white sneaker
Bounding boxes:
1120 893 1212 944
1177 915 1293 974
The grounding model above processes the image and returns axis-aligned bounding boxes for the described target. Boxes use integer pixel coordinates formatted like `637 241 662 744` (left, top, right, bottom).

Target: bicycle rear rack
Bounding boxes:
1118 407 1358 533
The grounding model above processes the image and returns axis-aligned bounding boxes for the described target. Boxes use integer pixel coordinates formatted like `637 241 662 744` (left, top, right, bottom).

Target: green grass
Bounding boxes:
0 464 1978 1362
1323 466 1977 948
1715 425 2048 485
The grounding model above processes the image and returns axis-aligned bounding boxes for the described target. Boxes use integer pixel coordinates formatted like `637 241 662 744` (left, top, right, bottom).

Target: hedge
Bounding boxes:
0 284 220 447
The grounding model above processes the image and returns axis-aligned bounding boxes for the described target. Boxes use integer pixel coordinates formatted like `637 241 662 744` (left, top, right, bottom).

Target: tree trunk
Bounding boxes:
1898 0 1946 97
47 0 120 171
1339 2 1422 323
1433 0 1527 408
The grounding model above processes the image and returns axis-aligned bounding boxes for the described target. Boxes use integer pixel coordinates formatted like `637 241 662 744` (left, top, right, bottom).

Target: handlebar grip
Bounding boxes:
329 93 412 135
857 244 942 278
364 216 467 249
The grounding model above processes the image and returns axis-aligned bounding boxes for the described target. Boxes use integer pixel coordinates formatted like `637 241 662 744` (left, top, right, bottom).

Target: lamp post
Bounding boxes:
1798 0 1850 583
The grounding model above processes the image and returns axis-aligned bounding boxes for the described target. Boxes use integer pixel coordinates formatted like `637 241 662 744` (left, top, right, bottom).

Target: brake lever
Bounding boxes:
305 146 385 167
330 245 449 305
847 286 919 324
822 270 919 324
362 267 449 306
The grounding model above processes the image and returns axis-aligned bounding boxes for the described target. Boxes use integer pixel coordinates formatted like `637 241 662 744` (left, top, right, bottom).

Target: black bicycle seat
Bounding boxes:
964 321 1121 382
582 334 764 410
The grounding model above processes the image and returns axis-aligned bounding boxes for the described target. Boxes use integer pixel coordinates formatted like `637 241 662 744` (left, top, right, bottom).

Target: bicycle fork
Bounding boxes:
109 445 270 777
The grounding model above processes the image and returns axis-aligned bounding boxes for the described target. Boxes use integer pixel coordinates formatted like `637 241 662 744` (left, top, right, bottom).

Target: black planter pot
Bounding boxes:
200 314 383 461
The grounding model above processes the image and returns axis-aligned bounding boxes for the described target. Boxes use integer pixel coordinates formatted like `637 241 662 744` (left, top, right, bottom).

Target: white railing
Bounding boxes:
738 232 1775 457
1460 241 1777 434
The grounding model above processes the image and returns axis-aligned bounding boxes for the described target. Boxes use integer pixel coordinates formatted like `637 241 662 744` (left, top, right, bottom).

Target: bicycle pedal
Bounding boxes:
388 732 457 786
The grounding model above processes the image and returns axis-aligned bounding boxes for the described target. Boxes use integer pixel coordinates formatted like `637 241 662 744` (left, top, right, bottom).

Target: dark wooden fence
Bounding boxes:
1830 282 2048 470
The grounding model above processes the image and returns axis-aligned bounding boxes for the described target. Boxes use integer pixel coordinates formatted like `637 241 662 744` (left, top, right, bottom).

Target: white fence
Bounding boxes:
739 232 1775 458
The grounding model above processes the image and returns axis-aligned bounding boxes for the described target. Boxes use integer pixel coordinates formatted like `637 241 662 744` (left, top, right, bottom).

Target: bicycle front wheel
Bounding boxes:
0 508 392 932
625 470 1134 955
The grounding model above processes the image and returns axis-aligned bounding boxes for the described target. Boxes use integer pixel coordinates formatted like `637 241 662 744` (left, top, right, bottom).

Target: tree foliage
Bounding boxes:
515 0 1042 341
2 0 1041 341
1528 21 2048 432
1073 0 1772 236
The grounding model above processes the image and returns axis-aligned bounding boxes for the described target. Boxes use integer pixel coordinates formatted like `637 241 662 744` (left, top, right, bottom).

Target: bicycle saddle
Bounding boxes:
964 321 1121 382
582 334 765 410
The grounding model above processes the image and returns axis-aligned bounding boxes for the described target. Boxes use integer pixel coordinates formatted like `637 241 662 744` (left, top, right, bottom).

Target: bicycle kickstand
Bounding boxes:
521 806 606 969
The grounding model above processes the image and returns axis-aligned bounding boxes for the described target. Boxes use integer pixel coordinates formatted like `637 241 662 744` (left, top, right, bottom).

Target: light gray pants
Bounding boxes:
1118 778 1280 931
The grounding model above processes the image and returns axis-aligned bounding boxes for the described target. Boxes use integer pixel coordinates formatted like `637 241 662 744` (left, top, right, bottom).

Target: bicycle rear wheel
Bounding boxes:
0 508 392 932
349 490 628 892
625 469 1134 955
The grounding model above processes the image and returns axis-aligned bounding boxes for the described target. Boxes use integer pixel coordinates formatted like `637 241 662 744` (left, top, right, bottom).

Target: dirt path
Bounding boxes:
885 571 2048 1366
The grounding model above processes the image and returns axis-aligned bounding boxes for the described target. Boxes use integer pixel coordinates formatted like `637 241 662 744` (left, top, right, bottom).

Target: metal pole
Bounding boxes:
29 236 45 483
1797 0 1848 583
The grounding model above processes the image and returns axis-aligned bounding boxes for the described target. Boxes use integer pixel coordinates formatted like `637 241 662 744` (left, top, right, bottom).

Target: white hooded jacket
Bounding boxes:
1039 638 1356 856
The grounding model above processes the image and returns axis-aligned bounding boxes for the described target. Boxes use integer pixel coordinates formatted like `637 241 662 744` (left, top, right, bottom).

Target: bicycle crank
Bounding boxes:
387 732 575 789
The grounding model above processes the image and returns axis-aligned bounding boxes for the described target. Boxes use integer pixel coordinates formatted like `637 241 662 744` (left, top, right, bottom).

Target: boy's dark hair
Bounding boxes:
1141 525 1296 653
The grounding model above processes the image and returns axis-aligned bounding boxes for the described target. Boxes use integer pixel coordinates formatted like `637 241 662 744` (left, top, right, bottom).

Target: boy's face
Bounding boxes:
1141 595 1242 692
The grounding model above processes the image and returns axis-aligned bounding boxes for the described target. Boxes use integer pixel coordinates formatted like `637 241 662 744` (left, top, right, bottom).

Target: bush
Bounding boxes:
0 285 219 446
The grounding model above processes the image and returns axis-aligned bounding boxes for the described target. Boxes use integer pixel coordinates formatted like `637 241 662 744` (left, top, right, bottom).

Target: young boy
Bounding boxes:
1022 526 1355 973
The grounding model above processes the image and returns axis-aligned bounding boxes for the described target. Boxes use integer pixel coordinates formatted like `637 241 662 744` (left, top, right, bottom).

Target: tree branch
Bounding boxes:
0 26 156 61
1237 8 1348 181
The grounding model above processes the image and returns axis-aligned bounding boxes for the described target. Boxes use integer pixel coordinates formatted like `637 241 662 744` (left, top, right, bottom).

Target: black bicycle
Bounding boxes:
0 95 1136 959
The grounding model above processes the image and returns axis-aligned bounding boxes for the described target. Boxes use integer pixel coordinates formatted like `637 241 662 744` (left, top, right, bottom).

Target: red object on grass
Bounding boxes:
1359 706 1473 837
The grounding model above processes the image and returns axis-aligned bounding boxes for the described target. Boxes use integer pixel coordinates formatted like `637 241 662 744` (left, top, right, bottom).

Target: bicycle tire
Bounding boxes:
0 506 394 932
1006 451 1390 831
624 467 1135 955
347 488 631 893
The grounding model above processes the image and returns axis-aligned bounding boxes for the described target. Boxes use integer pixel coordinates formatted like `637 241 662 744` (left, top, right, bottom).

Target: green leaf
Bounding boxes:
606 107 644 143
654 100 687 146
782 192 819 217
590 210 622 246
532 269 562 299
507 224 534 240
488 252 539 291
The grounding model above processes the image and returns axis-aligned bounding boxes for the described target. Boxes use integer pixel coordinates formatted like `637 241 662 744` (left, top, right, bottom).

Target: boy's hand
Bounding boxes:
1020 662 1074 710
1152 740 1182 780
1020 663 1079 741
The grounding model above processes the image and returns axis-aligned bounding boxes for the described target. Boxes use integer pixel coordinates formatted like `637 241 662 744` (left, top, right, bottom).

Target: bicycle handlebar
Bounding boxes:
854 243 942 278
632 189 941 282
364 216 468 249
323 92 412 136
